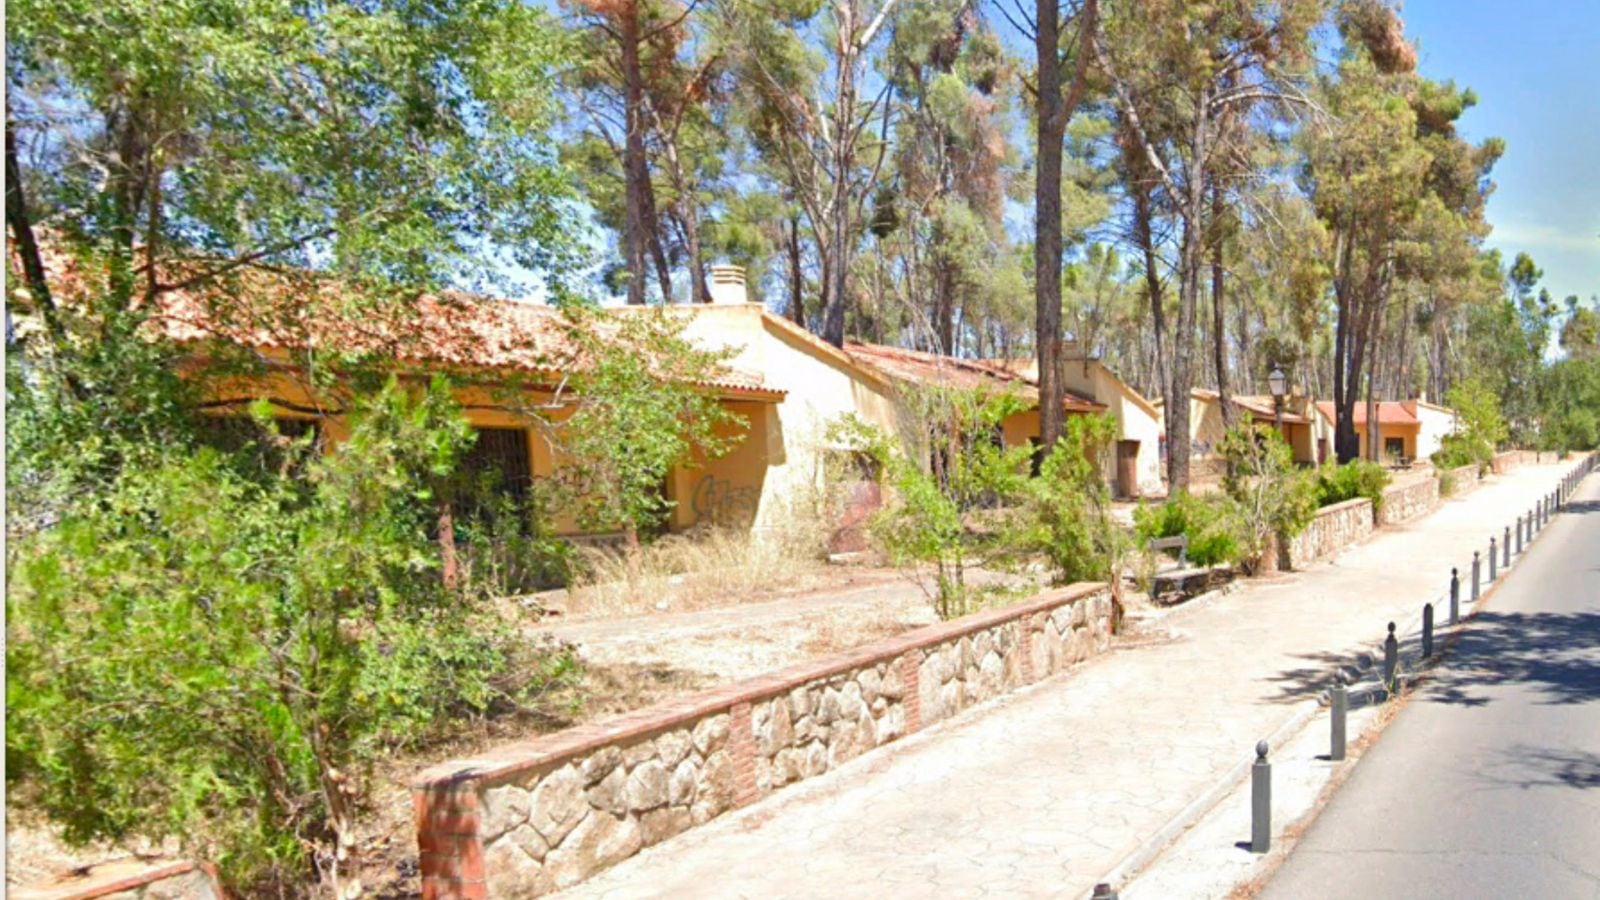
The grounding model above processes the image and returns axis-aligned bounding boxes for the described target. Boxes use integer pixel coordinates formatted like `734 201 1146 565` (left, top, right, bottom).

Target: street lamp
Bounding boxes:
1268 367 1287 432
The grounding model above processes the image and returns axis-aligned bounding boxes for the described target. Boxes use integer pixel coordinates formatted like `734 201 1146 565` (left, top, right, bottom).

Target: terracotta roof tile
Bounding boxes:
1314 401 1420 426
845 342 1104 412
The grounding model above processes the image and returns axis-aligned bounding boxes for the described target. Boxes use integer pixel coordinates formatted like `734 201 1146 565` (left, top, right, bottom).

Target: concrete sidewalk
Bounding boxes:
556 464 1572 900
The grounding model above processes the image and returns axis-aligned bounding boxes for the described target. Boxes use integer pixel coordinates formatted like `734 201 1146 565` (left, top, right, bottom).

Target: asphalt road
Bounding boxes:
1263 472 1600 899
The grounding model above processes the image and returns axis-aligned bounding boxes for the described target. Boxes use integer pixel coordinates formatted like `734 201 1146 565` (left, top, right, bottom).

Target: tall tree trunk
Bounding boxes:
1211 181 1234 429
1134 183 1167 403
787 215 805 325
1032 0 1097 449
820 1 859 348
620 9 653 305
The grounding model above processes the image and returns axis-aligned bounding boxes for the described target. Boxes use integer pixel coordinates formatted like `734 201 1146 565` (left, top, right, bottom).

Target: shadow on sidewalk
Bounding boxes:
1417 609 1600 708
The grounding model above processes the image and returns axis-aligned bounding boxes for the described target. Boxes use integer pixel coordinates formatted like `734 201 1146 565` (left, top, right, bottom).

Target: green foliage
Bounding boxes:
863 386 1033 619
1315 459 1392 511
6 379 576 892
535 306 745 539
1132 492 1246 568
1535 356 1600 452
455 484 577 596
1433 376 1508 470
1021 414 1124 584
1218 425 1320 567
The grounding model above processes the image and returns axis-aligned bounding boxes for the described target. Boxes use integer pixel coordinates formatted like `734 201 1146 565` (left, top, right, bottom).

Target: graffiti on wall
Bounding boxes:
691 474 759 526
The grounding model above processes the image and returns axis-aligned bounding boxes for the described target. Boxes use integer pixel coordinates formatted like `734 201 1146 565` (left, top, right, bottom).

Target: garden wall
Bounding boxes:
412 583 1114 898
1276 497 1374 570
1377 476 1439 525
1443 463 1484 496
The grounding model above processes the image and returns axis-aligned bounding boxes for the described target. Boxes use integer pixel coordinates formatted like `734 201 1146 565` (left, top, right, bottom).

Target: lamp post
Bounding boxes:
1269 367 1287 434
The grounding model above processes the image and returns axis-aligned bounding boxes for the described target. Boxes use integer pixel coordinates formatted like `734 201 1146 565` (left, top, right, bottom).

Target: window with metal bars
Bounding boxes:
461 426 532 501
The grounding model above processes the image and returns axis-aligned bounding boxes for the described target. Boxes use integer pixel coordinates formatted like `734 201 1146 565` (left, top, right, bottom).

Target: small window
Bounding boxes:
1385 436 1405 458
197 414 322 473
461 427 532 500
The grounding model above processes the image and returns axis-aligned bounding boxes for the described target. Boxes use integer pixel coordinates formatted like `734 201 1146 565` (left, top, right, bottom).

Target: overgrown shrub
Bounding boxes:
1132 492 1247 567
5 381 576 894
1218 424 1320 568
840 387 1035 620
1315 459 1392 511
1022 414 1126 584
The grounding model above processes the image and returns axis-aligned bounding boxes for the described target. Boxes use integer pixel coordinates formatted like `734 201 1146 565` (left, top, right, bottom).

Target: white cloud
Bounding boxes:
1487 220 1600 254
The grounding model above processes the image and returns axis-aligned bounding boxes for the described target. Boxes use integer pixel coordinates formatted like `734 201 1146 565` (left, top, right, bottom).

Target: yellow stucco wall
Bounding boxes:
668 303 906 535
196 364 773 537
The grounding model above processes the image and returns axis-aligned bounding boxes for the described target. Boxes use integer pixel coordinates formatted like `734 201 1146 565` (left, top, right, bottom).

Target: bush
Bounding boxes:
5 380 574 893
1133 491 1246 567
1023 414 1125 584
1315 459 1392 511
1218 425 1321 568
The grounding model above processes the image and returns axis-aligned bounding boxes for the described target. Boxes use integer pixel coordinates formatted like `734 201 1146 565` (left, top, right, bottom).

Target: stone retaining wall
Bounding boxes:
412 583 1113 898
1378 476 1439 525
1277 497 1374 570
1442 463 1483 496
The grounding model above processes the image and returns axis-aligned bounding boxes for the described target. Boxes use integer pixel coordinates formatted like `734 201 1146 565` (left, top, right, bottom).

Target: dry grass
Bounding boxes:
561 526 835 618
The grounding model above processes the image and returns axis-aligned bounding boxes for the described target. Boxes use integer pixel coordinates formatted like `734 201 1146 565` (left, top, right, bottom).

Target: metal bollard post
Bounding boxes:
1503 526 1511 567
1450 568 1460 624
1489 538 1497 580
1383 622 1399 689
1330 673 1347 762
1091 884 1118 900
1423 603 1434 657
1251 741 1272 854
1516 515 1524 554
1472 552 1481 601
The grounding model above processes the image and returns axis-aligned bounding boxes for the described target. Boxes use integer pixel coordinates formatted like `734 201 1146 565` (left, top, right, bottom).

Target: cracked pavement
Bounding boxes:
556 464 1576 899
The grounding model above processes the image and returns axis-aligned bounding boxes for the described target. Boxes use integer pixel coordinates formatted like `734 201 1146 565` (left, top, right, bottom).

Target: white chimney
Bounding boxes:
708 265 750 305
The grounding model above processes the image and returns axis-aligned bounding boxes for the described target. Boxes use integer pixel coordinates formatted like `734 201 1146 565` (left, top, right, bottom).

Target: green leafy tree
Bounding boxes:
531 305 745 545
1022 413 1124 585
854 386 1033 618
1218 424 1319 570
1435 375 1509 469
7 381 574 896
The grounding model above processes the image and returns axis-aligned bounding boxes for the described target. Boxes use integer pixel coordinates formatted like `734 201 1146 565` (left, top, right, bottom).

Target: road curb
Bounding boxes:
1093 466 1586 898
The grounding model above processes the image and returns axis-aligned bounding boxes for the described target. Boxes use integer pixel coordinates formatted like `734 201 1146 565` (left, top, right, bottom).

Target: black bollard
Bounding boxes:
1490 538 1498 581
1472 553 1481 602
1252 741 1272 854
1330 672 1348 762
1516 515 1524 554
1450 568 1461 624
1091 884 1118 900
1383 622 1399 689
1503 526 1511 567
1423 603 1434 657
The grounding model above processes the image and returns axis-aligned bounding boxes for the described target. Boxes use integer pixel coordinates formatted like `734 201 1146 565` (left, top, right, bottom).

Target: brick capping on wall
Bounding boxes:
11 859 222 900
412 582 1112 897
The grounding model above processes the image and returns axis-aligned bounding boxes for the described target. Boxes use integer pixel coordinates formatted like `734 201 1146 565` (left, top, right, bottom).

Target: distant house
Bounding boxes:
1312 399 1459 465
976 353 1165 497
1152 389 1326 473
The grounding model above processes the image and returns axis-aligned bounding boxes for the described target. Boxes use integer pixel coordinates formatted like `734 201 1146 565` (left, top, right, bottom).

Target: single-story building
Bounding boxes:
1408 398 1460 459
1314 401 1417 463
976 352 1165 497
1152 388 1324 472
1312 399 1459 465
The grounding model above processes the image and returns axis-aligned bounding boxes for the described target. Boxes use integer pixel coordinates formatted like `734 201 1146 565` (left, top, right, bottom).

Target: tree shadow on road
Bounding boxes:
1418 609 1600 708
1476 745 1600 792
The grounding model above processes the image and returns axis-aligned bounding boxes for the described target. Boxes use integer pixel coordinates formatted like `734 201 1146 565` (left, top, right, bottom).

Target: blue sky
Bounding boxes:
1402 0 1600 303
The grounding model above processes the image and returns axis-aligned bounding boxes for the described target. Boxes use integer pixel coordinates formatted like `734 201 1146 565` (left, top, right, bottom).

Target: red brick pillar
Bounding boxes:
415 786 485 899
899 653 922 733
729 701 759 807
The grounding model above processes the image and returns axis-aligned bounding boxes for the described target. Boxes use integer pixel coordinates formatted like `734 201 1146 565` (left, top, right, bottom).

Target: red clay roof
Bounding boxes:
1191 389 1311 425
11 241 780 399
845 342 1105 412
1314 401 1420 426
